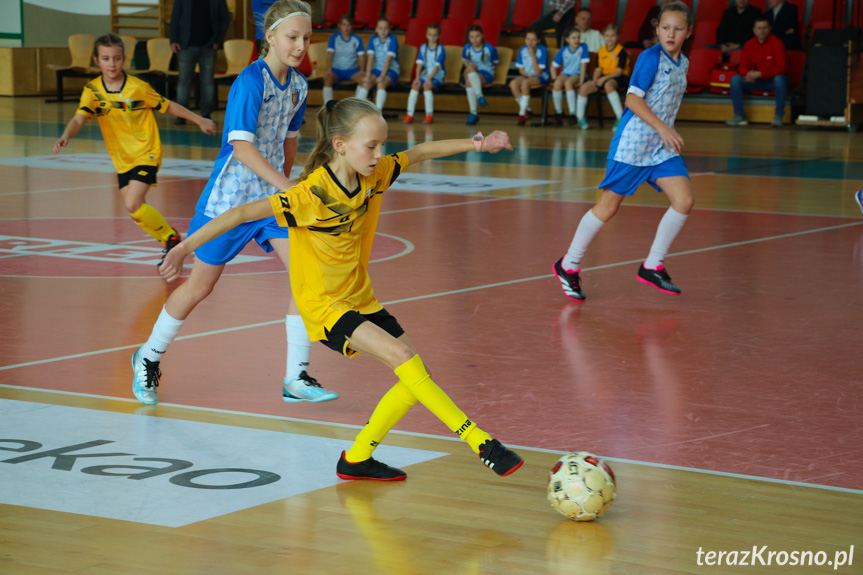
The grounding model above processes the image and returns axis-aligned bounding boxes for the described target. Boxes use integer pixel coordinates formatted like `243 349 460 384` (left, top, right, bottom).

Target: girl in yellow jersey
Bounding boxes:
53 34 217 266
575 24 630 131
160 98 525 481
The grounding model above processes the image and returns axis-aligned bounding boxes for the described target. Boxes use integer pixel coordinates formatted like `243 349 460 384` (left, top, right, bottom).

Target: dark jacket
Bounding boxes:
716 4 762 46
765 1 802 50
170 0 231 50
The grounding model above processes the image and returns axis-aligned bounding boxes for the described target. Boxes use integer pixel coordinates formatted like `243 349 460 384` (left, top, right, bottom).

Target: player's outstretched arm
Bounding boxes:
53 115 87 154
403 131 513 165
159 198 273 282
166 101 218 135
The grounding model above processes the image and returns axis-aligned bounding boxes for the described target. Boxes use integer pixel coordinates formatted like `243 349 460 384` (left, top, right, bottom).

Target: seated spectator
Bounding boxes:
323 15 366 104
632 0 675 50
462 25 499 126
530 0 577 48
576 24 628 131
403 23 446 125
574 8 604 53
714 0 762 56
765 0 802 50
726 17 789 127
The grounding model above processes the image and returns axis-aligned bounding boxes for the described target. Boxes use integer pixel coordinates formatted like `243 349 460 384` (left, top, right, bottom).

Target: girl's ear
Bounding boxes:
332 135 345 155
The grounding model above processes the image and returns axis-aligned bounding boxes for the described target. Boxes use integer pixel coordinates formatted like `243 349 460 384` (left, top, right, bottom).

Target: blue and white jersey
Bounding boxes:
367 34 399 75
516 45 549 81
608 44 688 166
417 43 446 83
553 43 590 76
462 42 499 77
327 32 364 71
197 59 308 217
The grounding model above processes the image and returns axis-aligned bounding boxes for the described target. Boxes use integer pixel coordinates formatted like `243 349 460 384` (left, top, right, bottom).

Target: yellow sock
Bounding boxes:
394 355 492 454
129 204 174 243
345 382 417 462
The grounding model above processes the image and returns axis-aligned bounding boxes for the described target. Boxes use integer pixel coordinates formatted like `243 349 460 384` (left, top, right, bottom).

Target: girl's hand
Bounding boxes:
657 125 684 155
198 117 218 135
481 130 514 153
52 138 68 154
159 242 189 283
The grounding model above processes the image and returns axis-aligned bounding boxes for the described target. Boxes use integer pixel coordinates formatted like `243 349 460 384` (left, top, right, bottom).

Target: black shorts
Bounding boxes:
117 165 158 189
322 308 405 357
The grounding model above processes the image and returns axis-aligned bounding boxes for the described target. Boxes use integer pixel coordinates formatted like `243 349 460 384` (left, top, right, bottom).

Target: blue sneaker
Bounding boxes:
131 347 160 405
466 113 479 126
283 371 339 402
477 96 487 108
578 118 589 131
855 190 863 215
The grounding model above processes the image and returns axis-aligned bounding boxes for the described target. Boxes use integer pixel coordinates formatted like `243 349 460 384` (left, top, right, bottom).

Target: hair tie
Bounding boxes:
268 12 312 31
326 99 337 112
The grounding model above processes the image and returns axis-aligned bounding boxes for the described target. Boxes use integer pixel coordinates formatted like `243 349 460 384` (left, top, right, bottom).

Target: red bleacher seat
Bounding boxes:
415 0 445 21
479 0 510 23
312 0 349 29
354 0 383 29
448 0 478 21
809 0 838 24
405 18 435 48
440 18 469 46
686 47 721 93
472 18 502 46
503 0 543 33
384 0 412 30
619 19 641 46
692 20 719 50
786 49 806 89
624 0 659 23
694 0 728 22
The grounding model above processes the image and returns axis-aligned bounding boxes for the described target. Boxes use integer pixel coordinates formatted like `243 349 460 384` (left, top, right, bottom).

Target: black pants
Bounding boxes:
530 9 577 48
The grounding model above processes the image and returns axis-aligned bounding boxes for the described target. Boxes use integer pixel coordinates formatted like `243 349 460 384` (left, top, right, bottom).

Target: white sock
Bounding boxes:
566 89 577 115
576 94 587 120
644 208 689 269
142 306 184 362
466 88 478 114
375 88 387 110
518 94 529 115
467 72 484 98
607 91 623 118
423 90 434 115
552 90 563 114
407 89 419 115
323 86 334 103
355 86 369 100
285 314 312 382
563 210 605 271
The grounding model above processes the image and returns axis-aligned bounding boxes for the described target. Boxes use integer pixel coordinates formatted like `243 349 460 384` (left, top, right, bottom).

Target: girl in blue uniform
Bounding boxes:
402 23 446 125
509 28 550 126
322 15 365 104
554 2 694 300
550 27 589 125
132 0 338 405
356 18 400 111
462 25 499 126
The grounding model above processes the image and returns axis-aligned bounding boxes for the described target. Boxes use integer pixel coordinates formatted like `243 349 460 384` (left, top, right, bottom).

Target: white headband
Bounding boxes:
268 12 312 30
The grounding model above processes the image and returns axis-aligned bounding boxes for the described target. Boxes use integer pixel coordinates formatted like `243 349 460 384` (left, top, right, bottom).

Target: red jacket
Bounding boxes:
739 34 787 80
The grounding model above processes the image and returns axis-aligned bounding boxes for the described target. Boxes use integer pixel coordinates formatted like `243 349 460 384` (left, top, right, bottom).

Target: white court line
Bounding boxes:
1 384 861 496
2 219 861 372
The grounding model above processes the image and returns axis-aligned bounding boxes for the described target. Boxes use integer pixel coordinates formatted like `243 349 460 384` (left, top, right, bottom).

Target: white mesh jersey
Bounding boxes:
608 44 689 166
327 32 364 71
196 59 308 217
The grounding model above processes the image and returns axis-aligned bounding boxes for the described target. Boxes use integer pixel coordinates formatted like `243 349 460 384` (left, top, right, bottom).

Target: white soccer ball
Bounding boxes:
547 451 617 522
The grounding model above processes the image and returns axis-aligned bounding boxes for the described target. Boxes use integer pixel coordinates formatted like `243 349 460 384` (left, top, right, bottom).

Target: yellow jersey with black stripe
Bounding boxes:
76 74 170 174
597 44 630 76
269 152 408 342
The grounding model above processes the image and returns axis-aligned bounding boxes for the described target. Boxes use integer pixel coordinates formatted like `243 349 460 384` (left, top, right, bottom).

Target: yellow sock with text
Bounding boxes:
129 203 173 243
394 354 492 454
345 382 417 462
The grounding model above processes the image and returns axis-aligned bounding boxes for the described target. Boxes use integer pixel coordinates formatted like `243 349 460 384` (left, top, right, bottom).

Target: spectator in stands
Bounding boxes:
322 15 366 104
574 8 605 53
169 0 230 125
403 23 446 125
632 0 675 49
356 18 400 111
765 0 802 50
550 27 589 125
529 0 577 48
510 28 550 126
462 25 499 126
576 24 628 131
726 16 789 127
714 0 762 57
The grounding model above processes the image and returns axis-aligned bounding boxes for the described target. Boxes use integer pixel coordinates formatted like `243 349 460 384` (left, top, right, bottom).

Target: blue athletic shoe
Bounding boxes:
855 190 863 215
477 96 487 108
283 371 338 402
466 113 479 126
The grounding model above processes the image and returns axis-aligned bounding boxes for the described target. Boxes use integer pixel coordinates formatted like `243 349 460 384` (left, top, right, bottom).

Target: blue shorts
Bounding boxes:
188 212 289 265
477 69 493 84
418 75 441 90
372 68 400 84
332 67 360 83
599 156 689 196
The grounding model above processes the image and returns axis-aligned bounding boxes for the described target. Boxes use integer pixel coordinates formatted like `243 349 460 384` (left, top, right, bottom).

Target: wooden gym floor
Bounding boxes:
1 97 862 574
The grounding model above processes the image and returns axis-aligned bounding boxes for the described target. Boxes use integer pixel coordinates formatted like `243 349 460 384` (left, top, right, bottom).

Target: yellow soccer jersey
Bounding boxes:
76 74 170 174
269 152 408 342
597 44 630 76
